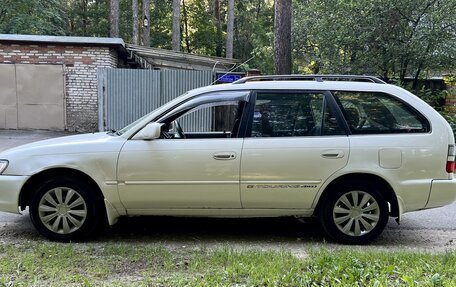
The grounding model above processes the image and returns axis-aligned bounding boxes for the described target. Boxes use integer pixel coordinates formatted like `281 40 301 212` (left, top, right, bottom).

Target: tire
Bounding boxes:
29 176 102 241
319 181 389 244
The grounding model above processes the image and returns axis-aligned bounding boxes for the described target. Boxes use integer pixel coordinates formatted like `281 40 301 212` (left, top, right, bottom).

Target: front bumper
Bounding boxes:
0 175 29 214
425 178 456 209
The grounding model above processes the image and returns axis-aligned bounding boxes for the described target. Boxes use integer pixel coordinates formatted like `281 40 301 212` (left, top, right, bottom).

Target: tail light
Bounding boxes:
447 144 455 173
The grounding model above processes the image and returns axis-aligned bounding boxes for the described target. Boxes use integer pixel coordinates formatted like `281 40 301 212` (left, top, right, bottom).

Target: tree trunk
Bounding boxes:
182 0 191 53
273 0 292 75
109 0 119 37
214 0 223 57
400 58 409 86
81 0 88 36
132 0 139 44
412 64 422 93
226 0 234 59
208 0 214 15
143 0 151 46
172 0 181 51
256 0 262 20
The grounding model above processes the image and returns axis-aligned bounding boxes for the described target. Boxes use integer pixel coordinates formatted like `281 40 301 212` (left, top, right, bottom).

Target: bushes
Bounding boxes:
406 85 456 139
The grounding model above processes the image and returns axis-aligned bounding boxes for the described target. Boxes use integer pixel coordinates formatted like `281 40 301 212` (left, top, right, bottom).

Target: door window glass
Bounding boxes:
251 92 345 137
161 100 246 139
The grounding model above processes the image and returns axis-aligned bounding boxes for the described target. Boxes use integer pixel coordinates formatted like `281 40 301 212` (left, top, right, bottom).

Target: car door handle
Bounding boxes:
213 152 237 160
321 150 345 159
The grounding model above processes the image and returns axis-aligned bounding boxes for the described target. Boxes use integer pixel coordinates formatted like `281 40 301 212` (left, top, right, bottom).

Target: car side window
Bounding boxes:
333 91 430 134
171 101 245 138
251 92 345 137
157 91 250 139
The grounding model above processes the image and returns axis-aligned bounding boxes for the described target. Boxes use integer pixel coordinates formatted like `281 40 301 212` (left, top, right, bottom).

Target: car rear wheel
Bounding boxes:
29 177 101 241
320 182 389 244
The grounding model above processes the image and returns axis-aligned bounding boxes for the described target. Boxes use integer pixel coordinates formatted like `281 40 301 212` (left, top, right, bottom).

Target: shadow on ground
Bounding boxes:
0 214 325 244
1 214 453 251
102 216 326 244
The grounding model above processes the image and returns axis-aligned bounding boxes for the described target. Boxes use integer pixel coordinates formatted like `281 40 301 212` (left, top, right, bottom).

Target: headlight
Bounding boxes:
0 160 8 174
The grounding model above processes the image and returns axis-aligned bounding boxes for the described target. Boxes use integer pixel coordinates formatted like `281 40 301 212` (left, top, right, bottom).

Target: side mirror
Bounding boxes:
133 122 162 140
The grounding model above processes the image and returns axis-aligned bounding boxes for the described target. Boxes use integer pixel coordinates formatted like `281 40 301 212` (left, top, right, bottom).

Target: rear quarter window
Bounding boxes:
333 91 430 134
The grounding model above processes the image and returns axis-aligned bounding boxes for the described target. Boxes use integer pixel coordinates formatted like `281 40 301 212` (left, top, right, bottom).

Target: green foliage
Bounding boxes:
149 0 173 49
0 0 67 35
234 0 274 72
1 0 455 80
170 0 274 66
410 87 446 112
292 0 456 81
0 241 455 286
181 0 219 55
400 76 456 138
67 0 109 37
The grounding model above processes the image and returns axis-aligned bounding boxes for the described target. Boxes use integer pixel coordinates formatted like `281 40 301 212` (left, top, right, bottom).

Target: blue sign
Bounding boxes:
216 73 243 83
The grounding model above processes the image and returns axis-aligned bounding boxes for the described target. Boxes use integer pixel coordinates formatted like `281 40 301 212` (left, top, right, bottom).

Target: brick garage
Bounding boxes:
0 35 125 132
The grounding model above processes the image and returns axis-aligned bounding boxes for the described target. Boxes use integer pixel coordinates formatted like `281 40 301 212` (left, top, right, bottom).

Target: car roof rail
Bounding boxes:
232 74 386 84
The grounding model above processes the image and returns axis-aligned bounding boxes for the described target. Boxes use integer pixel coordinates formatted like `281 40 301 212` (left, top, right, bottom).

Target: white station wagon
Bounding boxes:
0 75 455 244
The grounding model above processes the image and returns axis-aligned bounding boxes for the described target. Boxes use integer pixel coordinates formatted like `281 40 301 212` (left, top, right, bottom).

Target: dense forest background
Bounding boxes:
0 0 455 83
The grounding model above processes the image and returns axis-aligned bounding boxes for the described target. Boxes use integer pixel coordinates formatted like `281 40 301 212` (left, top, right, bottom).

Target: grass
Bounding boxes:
0 242 454 287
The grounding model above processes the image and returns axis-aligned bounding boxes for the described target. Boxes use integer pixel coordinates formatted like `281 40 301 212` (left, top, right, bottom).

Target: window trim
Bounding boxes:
156 91 250 123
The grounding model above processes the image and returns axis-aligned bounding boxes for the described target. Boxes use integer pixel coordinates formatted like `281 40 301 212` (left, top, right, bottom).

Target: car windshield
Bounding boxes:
115 92 190 136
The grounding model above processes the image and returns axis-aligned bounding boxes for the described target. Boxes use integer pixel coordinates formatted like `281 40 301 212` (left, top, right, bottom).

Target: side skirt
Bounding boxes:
125 208 314 218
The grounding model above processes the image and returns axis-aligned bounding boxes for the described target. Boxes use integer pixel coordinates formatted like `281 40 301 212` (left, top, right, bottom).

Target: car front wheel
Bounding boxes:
320 182 389 244
29 177 101 241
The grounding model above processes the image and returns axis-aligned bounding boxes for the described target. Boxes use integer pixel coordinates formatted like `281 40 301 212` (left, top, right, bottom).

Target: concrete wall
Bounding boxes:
0 44 118 132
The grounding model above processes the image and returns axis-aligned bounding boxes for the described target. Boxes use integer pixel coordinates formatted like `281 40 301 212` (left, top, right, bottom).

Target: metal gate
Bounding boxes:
98 69 213 131
0 63 65 130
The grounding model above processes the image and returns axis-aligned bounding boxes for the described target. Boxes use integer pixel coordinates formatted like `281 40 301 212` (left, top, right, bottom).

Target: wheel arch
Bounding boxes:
314 173 400 218
19 168 105 212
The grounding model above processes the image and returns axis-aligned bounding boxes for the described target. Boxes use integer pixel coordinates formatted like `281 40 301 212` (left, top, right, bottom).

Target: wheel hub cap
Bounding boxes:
57 205 70 216
332 190 380 237
38 187 87 234
350 208 362 219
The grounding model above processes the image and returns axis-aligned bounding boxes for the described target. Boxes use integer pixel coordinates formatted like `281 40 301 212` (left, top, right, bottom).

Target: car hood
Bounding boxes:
0 132 127 158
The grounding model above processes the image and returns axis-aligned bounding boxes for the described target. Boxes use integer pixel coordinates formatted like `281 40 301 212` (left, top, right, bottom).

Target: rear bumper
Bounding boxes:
0 175 29 214
425 179 456 209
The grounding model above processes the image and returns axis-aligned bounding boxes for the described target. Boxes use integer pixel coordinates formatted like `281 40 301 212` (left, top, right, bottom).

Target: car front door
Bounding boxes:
240 91 350 209
117 91 250 211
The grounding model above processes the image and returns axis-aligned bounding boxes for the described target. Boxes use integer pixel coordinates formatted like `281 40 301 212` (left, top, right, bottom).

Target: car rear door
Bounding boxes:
240 91 350 209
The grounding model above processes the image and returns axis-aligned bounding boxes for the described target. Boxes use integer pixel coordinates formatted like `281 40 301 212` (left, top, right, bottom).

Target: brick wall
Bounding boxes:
0 44 118 132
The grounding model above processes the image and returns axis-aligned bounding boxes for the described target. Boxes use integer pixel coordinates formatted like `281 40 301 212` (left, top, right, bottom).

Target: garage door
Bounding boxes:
0 64 65 130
